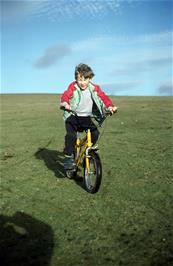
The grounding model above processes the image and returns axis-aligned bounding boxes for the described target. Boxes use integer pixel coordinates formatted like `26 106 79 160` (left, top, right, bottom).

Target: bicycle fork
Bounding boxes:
85 129 92 172
75 129 92 171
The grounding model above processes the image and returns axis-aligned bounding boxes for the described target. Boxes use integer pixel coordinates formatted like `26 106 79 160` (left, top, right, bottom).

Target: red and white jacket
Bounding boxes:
60 81 114 123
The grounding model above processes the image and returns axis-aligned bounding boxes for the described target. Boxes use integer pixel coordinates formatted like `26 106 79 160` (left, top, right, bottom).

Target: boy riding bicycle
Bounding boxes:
60 63 117 170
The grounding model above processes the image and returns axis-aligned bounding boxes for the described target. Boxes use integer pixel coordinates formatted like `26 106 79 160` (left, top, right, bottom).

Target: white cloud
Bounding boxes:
72 30 172 73
31 0 121 21
71 30 172 95
101 80 144 95
2 0 121 22
72 30 172 53
110 55 172 76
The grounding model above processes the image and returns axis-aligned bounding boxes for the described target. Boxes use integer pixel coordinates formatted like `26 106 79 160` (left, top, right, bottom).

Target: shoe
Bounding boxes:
64 154 76 170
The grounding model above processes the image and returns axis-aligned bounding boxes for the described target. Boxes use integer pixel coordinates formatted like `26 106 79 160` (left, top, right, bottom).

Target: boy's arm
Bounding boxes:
94 85 118 112
60 82 75 110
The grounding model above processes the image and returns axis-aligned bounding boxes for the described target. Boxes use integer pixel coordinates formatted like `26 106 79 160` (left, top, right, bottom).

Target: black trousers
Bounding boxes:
64 115 99 155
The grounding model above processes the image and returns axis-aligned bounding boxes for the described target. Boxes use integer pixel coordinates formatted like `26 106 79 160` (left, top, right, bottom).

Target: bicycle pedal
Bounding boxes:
91 145 99 151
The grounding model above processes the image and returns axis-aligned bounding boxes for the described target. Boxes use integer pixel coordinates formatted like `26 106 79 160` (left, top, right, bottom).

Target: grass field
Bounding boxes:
0 94 173 266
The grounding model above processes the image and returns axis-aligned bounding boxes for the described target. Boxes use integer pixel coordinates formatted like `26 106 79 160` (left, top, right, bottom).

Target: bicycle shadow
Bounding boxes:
34 148 65 178
73 169 85 190
34 148 85 190
0 211 54 266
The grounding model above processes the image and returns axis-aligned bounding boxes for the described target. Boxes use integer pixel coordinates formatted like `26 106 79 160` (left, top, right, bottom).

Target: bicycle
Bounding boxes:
62 109 115 194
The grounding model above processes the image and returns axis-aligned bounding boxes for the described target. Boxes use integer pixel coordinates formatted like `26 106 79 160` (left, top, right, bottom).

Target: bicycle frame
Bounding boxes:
75 129 93 171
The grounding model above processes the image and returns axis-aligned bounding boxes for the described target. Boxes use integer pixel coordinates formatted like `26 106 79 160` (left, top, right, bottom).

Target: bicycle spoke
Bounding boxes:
84 150 102 193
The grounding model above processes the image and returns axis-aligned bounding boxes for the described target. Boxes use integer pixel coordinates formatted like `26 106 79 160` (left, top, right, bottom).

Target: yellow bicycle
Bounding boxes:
65 110 113 193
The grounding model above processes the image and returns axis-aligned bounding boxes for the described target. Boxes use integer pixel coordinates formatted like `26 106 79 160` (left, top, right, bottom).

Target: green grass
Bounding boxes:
0 94 173 266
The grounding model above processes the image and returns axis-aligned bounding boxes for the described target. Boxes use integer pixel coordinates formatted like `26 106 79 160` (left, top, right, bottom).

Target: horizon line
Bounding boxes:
0 93 172 97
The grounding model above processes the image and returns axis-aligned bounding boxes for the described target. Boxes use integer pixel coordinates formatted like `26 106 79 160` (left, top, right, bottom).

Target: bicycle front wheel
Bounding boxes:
84 150 102 193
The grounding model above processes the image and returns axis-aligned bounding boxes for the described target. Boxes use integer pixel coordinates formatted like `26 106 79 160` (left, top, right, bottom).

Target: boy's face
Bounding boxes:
76 74 91 90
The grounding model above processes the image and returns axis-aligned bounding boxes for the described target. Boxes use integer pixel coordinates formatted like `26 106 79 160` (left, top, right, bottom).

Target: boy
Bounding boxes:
60 63 117 170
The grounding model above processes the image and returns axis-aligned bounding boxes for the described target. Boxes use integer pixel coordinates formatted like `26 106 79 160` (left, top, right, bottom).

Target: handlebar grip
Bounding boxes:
60 106 77 116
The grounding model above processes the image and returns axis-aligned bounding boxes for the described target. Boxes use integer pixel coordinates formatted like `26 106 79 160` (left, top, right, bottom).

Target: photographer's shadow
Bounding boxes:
0 212 54 266
34 148 65 178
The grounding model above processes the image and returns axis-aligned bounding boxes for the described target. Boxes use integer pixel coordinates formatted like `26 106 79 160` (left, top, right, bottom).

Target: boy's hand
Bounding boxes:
65 103 71 110
108 106 118 114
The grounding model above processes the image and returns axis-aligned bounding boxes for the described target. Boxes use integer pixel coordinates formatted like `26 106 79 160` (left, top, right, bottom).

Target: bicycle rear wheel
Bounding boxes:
84 150 102 193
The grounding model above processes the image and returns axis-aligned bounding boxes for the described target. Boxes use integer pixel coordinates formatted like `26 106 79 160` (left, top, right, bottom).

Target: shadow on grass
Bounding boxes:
34 148 65 178
34 148 86 190
0 212 54 266
73 170 86 190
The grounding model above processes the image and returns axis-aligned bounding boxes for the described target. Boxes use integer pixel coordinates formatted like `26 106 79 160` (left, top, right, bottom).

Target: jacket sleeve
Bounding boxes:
60 82 76 106
94 85 114 108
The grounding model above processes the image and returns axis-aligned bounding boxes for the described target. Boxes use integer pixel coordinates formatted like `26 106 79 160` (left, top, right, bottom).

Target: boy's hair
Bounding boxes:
75 63 95 80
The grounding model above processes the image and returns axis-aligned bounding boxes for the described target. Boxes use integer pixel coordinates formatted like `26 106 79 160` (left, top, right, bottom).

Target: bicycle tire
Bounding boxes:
83 150 102 193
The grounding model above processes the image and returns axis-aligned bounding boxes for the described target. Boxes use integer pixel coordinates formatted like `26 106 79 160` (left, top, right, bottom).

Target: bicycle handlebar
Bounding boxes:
60 106 117 117
60 106 117 128
60 106 77 116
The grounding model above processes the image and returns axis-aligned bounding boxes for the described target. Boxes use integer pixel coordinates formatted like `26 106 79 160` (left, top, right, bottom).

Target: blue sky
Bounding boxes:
1 0 172 95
